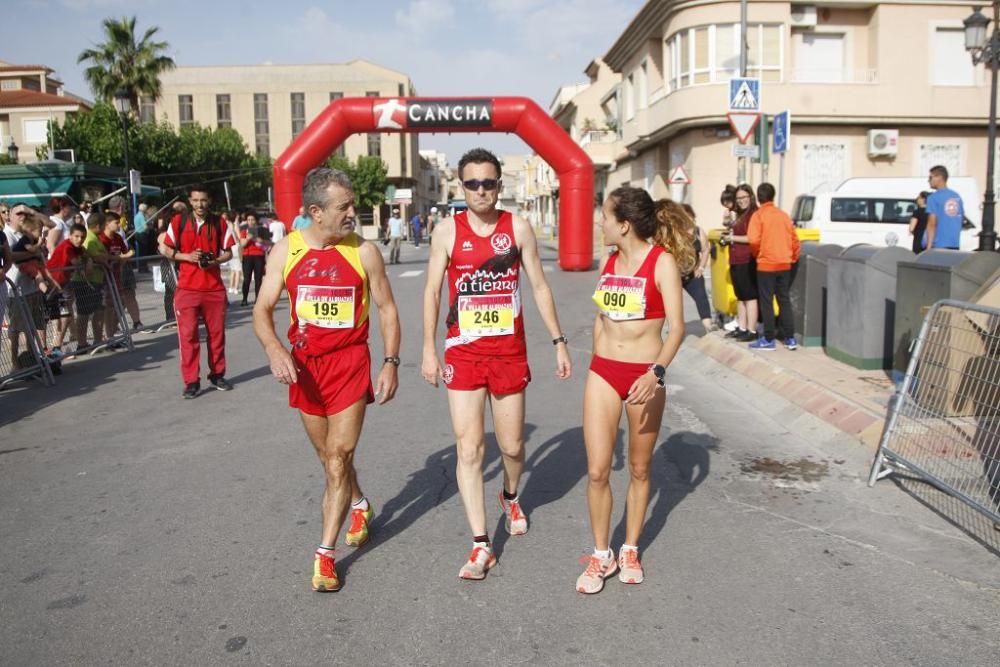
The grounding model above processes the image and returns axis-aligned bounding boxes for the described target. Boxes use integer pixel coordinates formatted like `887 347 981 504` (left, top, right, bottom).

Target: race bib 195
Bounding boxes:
296 285 355 329
457 294 515 337
593 274 646 321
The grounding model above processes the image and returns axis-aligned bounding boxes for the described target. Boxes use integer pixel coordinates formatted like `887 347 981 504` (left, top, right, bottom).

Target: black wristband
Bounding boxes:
383 356 400 367
552 335 568 346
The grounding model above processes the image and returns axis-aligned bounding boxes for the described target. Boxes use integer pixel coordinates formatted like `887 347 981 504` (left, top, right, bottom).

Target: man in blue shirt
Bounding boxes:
292 206 311 231
925 165 965 250
410 212 422 247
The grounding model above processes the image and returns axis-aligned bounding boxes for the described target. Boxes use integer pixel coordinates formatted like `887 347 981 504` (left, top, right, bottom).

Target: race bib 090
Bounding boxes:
593 274 646 321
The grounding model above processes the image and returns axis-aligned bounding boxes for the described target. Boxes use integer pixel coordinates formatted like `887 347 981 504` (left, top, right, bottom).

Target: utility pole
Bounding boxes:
738 0 749 184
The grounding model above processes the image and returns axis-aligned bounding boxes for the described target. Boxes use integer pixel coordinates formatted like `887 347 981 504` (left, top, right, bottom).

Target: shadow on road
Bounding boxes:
337 425 538 579
610 430 717 551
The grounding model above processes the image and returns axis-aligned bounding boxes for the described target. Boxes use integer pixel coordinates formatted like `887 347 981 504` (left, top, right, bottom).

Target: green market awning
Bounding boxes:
0 176 74 207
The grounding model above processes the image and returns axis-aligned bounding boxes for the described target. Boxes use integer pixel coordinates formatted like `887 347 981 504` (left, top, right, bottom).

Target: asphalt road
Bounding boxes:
1 242 998 665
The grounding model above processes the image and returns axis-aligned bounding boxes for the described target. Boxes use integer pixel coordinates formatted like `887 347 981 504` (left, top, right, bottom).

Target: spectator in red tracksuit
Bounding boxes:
161 184 236 399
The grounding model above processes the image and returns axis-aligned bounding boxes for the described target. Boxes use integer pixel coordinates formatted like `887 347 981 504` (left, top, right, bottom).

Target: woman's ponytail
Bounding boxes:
653 199 697 276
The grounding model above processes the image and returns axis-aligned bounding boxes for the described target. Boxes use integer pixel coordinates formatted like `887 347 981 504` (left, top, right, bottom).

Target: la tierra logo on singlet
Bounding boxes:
491 233 512 255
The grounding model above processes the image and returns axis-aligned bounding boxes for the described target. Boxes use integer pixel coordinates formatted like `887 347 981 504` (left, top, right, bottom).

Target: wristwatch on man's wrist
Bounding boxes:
383 356 401 367
552 335 569 346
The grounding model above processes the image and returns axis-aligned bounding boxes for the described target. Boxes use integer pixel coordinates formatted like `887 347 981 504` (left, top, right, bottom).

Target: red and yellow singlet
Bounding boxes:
284 230 369 356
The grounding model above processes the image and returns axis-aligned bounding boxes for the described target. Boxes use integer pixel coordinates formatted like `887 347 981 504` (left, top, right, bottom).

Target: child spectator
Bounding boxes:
70 212 110 350
100 215 142 336
45 223 88 357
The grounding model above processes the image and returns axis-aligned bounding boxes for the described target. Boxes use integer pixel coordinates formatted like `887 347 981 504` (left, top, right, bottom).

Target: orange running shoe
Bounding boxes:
312 551 341 592
497 490 528 535
345 503 374 547
575 550 618 594
618 547 644 584
458 544 497 580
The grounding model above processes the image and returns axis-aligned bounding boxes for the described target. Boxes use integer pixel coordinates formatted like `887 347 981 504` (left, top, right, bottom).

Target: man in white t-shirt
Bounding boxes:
387 209 403 264
47 197 73 252
268 217 286 243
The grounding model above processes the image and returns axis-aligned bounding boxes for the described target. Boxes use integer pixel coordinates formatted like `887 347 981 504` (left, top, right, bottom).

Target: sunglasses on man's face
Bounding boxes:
462 179 500 191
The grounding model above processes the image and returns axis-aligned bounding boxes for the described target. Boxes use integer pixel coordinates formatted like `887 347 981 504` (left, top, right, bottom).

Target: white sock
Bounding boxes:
593 547 612 560
316 545 335 556
352 496 369 511
620 544 638 553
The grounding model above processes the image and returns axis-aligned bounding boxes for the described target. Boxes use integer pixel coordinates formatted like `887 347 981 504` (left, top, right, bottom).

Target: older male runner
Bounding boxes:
254 167 401 592
422 147 572 580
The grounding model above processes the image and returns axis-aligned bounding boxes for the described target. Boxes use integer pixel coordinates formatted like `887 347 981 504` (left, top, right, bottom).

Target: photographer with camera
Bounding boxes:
160 183 236 399
239 211 269 307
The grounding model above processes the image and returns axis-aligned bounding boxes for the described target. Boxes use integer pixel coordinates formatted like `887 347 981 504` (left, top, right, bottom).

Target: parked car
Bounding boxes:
791 177 981 250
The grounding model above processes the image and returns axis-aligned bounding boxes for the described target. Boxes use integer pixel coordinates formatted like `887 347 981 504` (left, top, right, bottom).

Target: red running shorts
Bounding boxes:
290 343 374 417
443 347 531 395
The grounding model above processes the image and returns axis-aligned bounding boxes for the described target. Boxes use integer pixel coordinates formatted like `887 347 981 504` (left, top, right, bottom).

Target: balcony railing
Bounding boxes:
579 130 619 147
791 68 879 84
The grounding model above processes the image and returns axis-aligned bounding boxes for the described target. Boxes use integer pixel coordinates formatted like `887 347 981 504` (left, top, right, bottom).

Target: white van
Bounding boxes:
791 177 981 250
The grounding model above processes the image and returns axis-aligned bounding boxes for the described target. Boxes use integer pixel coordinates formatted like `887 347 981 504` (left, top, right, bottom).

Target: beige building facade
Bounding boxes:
600 0 992 230
0 61 89 163
148 59 422 199
547 59 624 225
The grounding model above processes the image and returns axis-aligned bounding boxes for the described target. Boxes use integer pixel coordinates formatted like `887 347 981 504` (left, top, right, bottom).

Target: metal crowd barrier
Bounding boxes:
0 277 55 387
45 263 133 357
868 299 1000 531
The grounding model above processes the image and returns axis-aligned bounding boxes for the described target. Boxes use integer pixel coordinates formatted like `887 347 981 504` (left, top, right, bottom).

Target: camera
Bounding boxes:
197 251 215 268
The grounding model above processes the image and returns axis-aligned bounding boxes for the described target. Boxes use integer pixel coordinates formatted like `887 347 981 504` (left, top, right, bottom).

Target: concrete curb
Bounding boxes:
691 334 887 448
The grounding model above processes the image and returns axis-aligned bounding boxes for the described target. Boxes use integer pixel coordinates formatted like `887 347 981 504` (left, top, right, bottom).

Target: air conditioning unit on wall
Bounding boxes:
790 5 818 28
867 129 899 157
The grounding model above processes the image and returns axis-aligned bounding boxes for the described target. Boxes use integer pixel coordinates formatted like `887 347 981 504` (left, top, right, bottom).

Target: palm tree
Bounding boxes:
78 16 175 114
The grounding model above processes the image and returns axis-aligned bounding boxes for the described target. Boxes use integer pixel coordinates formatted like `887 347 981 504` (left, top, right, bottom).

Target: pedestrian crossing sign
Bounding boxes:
729 77 760 112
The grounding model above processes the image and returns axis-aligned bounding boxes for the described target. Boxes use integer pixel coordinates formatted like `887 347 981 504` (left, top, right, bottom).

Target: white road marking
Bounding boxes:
399 270 424 277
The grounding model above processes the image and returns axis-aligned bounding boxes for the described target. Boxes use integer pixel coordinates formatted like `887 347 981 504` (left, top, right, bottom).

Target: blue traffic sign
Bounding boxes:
728 78 760 112
773 110 791 154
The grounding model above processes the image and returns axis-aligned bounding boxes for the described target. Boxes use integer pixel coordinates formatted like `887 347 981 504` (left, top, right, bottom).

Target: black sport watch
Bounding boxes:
383 356 400 367
649 364 666 387
552 335 569 346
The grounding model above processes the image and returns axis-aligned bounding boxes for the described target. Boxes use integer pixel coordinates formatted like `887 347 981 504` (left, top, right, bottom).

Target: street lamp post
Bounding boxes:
965 4 1000 251
112 90 133 231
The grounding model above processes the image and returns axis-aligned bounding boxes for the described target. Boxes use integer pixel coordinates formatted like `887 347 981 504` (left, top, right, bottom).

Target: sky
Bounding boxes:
4 0 646 165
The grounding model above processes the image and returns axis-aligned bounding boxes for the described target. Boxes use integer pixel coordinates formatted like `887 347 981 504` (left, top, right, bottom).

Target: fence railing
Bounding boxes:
0 276 55 388
869 299 1000 533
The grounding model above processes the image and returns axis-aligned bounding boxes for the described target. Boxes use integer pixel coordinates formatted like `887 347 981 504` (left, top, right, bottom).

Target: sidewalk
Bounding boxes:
693 332 893 448
540 231 893 447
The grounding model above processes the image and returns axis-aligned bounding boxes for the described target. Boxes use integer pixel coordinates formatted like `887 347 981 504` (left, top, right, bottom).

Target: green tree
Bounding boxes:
78 16 175 113
323 154 387 210
47 104 274 208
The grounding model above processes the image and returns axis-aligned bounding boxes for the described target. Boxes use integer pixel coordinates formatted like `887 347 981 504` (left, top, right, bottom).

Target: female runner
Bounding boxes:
576 187 694 594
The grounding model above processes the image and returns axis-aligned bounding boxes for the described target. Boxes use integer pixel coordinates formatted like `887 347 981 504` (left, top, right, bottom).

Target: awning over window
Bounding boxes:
0 176 74 207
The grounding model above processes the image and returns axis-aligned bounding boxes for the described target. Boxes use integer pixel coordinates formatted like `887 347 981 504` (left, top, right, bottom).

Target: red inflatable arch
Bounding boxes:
272 96 594 271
